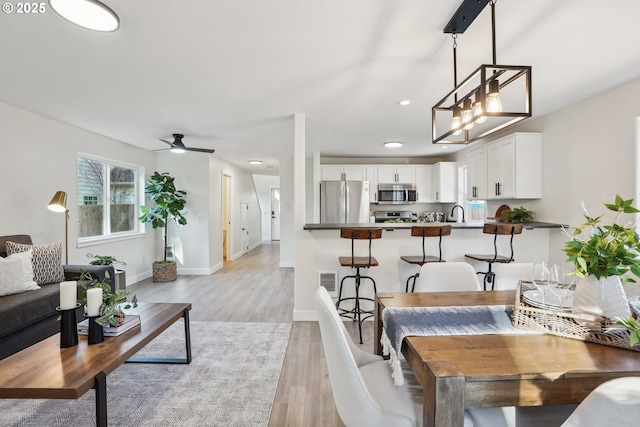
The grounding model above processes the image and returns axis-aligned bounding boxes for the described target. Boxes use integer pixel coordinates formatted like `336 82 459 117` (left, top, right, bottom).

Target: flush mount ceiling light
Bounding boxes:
384 141 403 148
248 160 263 165
49 0 120 32
432 0 531 144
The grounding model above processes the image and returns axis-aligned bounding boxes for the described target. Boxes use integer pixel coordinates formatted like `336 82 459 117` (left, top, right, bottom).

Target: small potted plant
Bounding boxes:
500 206 534 223
87 253 127 290
77 270 138 327
562 195 640 320
138 171 187 282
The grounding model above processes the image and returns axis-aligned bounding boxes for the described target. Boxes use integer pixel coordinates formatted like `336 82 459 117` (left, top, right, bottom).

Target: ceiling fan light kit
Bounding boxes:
159 134 215 154
49 0 120 32
432 0 532 145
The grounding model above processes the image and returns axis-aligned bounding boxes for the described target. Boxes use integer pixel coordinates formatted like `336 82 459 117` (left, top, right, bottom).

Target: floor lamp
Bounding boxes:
48 191 69 264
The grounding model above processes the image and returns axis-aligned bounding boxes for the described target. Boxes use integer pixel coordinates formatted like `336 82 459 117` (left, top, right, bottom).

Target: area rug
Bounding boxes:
0 321 291 427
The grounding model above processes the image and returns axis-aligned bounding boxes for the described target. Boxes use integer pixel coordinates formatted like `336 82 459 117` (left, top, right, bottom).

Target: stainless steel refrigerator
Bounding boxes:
320 180 370 223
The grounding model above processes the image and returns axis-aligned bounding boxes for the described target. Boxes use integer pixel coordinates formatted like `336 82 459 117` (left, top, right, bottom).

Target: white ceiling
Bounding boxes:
2 0 640 175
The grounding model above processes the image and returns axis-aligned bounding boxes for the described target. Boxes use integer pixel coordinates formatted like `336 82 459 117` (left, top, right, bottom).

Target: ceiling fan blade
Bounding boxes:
159 138 173 146
185 147 215 154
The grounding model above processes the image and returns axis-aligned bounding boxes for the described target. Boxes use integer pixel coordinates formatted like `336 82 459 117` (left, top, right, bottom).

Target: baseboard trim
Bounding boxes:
293 309 318 321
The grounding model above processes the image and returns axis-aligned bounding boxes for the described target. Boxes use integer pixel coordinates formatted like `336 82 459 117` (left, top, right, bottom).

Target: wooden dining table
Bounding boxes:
374 290 640 427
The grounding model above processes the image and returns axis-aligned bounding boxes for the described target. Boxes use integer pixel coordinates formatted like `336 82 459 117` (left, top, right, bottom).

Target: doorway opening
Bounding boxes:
271 187 281 241
223 174 231 261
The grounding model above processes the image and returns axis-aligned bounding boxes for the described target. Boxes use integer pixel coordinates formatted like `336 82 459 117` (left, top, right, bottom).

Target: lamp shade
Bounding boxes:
48 191 68 212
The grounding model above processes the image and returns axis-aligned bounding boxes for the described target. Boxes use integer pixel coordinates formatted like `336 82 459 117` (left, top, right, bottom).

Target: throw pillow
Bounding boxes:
0 250 40 296
6 241 65 285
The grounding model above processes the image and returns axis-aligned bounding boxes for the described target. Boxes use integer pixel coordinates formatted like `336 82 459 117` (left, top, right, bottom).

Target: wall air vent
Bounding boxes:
318 271 338 297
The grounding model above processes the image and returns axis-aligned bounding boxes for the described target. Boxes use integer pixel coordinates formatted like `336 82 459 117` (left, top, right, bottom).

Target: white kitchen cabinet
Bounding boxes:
321 165 365 181
467 146 488 200
486 132 541 199
366 166 378 203
415 165 433 202
377 165 415 184
432 162 456 203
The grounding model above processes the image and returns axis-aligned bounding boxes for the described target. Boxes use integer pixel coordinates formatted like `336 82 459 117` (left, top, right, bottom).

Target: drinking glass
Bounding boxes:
547 264 563 306
532 262 549 305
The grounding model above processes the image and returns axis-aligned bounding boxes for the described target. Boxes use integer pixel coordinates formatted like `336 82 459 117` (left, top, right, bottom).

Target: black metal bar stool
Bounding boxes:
336 227 382 344
400 224 451 292
465 223 523 291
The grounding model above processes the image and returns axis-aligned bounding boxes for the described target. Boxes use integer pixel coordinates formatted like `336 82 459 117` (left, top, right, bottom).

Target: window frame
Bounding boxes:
77 153 145 246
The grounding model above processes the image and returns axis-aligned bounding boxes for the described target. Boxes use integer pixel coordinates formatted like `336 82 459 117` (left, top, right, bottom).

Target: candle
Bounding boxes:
86 287 103 317
59 281 77 310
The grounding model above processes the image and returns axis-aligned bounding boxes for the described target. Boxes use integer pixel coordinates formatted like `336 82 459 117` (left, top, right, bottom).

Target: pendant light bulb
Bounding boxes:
473 90 487 123
451 106 462 135
462 98 474 130
487 80 503 113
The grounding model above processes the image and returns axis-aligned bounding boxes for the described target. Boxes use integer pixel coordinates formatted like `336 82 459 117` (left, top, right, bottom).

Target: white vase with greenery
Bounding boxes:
563 195 640 320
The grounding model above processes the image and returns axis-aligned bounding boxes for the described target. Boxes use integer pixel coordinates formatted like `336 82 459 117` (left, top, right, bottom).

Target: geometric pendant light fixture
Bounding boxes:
432 0 532 144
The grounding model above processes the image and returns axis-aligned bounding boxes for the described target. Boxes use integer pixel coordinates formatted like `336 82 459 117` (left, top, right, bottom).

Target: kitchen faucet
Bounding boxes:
451 205 466 223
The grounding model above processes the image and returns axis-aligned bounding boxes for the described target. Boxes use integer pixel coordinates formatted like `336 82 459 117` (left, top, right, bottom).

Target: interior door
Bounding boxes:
241 202 249 252
271 188 281 241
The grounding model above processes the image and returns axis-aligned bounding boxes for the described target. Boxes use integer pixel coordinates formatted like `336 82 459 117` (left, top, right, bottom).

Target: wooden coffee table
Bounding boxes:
0 302 192 427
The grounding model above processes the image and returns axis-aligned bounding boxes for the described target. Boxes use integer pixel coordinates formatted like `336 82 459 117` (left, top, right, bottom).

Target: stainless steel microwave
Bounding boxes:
377 183 417 204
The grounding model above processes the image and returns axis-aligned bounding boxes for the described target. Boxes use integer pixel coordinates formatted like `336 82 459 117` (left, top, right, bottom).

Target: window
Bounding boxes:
77 155 142 240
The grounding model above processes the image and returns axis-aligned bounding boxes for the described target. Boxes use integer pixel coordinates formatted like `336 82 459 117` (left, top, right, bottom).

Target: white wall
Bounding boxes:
279 158 295 267
0 101 156 284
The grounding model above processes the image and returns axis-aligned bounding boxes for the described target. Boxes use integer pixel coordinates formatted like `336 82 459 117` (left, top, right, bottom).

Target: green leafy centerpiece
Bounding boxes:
563 195 640 333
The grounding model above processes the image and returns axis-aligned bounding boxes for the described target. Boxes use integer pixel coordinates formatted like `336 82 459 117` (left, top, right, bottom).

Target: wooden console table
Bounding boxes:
0 302 192 427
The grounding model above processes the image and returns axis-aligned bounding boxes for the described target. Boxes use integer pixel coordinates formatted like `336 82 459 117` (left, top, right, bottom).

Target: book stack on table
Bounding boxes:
77 315 141 337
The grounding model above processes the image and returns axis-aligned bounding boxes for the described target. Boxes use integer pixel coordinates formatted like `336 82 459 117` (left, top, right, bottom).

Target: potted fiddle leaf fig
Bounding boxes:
562 195 640 322
139 172 187 282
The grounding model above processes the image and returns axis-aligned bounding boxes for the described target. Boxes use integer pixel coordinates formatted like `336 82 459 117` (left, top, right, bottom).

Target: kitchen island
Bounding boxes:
303 221 562 231
294 221 565 320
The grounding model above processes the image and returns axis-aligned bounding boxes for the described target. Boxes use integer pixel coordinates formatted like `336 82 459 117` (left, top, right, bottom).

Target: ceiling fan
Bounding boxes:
158 134 215 154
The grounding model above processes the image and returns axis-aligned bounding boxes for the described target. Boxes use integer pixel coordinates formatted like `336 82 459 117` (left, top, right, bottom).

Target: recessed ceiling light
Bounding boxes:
397 100 412 106
384 141 403 148
248 160 263 165
49 0 120 32
441 146 448 149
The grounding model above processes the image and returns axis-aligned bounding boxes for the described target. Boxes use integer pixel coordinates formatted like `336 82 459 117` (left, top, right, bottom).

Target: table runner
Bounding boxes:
381 305 540 385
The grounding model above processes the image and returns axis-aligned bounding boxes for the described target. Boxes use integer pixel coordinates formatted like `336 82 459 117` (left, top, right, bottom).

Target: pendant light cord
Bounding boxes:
452 33 458 103
491 0 497 65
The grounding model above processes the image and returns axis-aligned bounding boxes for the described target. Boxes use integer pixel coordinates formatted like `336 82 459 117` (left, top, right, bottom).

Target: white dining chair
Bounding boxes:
415 262 482 292
494 262 533 290
316 286 511 427
560 377 640 427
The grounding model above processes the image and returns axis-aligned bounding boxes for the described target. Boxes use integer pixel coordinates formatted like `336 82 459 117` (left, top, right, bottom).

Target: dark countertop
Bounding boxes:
303 221 564 231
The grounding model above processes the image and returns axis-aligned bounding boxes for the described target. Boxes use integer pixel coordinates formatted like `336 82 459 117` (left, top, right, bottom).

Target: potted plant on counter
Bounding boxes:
139 171 188 282
87 253 127 291
562 195 640 320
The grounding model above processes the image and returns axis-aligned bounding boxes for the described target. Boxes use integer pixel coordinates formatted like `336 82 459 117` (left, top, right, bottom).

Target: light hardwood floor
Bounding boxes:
129 242 374 427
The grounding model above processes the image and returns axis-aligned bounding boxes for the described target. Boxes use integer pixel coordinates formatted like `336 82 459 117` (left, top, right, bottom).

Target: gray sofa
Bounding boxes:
0 235 114 359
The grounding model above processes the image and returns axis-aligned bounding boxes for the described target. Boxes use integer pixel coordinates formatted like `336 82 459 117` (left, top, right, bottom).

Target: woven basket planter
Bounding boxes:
152 262 177 282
